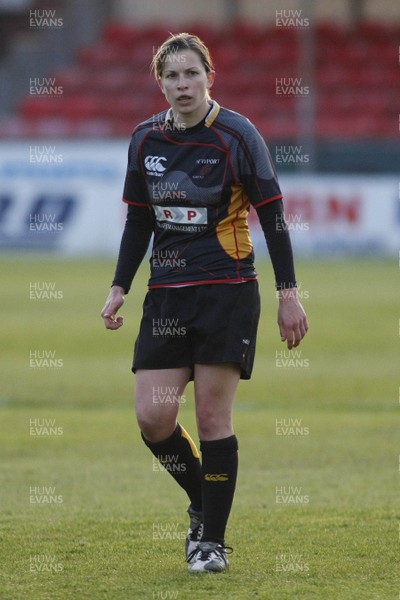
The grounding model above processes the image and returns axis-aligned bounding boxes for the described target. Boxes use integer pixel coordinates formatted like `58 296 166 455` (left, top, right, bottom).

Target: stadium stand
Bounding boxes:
2 20 400 143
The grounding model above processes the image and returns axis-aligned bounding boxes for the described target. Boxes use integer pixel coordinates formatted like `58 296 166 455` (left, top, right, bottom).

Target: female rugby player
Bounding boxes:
101 32 308 573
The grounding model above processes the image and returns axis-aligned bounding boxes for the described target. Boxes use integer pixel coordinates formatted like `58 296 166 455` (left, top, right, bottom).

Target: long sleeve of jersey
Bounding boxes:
111 204 154 293
256 199 297 290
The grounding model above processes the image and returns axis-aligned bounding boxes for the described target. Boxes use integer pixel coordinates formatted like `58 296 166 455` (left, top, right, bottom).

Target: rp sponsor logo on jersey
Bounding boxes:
153 205 207 225
144 155 167 176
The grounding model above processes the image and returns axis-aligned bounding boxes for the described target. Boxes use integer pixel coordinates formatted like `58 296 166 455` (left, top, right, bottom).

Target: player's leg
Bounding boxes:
188 363 240 572
194 362 240 441
135 367 203 548
135 367 190 441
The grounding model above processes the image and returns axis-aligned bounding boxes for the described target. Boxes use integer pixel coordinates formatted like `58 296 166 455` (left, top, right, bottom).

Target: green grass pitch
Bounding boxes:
0 256 397 599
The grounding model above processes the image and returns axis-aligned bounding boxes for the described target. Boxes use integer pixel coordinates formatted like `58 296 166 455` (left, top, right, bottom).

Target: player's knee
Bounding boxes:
136 406 176 442
197 410 226 439
136 411 157 436
138 418 174 443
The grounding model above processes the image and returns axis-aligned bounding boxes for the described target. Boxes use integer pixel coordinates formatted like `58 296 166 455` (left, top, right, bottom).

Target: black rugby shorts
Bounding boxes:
132 281 260 379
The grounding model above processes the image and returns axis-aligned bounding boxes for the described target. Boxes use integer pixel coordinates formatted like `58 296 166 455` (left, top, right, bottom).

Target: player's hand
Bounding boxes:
101 286 125 330
277 288 308 349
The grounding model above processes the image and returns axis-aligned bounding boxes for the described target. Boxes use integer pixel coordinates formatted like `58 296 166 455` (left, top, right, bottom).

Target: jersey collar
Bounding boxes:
165 100 220 130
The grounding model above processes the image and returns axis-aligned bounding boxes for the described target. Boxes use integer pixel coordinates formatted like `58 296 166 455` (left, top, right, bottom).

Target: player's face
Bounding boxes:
158 49 215 126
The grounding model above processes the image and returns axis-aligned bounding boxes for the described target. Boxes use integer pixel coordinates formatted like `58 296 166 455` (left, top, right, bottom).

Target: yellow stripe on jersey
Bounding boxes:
216 184 253 260
180 425 200 458
204 101 220 128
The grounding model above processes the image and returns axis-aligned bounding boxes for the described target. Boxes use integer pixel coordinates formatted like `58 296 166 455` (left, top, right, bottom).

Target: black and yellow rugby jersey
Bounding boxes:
121 101 283 289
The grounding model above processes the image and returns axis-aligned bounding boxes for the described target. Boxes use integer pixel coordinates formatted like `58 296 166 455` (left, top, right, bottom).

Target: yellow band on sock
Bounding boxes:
180 425 200 459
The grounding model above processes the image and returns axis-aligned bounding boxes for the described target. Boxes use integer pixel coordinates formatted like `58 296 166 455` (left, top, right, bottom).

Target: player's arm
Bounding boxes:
256 200 308 349
101 203 153 330
101 130 153 330
237 121 308 348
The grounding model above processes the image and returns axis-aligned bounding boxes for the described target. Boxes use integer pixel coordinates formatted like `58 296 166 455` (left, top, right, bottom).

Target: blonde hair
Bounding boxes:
152 32 214 79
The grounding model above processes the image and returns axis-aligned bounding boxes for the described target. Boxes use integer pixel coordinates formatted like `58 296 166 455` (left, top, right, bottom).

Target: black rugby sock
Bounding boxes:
142 424 202 512
200 435 238 544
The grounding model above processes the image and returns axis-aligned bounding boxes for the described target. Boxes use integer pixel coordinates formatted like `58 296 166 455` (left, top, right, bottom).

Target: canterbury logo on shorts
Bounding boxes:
204 473 229 482
153 205 208 225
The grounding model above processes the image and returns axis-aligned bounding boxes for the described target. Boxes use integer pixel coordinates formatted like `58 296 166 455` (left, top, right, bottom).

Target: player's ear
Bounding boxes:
206 70 216 91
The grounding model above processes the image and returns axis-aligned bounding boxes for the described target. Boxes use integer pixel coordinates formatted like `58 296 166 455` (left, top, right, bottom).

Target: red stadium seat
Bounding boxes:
102 22 140 48
63 96 101 120
19 97 63 119
12 20 399 140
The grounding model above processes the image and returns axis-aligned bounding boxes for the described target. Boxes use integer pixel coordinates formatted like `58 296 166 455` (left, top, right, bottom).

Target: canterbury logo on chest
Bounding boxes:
144 155 167 174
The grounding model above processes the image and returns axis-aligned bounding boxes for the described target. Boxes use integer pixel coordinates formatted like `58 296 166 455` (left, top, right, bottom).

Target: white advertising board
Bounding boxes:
0 142 398 257
250 174 400 256
0 141 127 255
